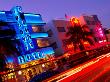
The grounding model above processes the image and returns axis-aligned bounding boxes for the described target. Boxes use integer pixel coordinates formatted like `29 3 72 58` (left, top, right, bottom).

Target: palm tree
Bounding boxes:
66 24 94 52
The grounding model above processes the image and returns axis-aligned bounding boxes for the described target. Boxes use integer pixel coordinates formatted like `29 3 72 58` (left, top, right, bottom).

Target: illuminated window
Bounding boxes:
37 39 49 47
57 27 66 32
32 26 44 32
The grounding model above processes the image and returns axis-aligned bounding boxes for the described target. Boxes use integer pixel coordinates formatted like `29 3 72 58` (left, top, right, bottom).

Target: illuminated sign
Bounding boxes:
98 28 103 37
18 47 54 64
18 52 44 64
0 6 47 54
11 6 36 53
0 6 54 64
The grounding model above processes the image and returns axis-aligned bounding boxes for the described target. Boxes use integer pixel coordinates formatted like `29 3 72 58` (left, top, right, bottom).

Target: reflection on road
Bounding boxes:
46 52 110 82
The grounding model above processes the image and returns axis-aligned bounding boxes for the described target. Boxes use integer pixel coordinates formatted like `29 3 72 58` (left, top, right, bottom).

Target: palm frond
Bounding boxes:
85 38 94 45
66 24 94 51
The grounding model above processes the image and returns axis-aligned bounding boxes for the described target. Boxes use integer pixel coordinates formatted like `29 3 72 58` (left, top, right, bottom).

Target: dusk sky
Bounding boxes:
0 0 110 28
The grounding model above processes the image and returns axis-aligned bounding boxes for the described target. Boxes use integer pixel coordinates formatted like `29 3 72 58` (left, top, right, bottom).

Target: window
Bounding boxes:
86 20 96 25
92 21 95 25
57 27 66 32
86 21 90 25
37 39 49 47
32 26 44 32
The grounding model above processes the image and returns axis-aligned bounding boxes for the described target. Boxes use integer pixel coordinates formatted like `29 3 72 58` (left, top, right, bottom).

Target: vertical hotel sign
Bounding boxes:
0 6 52 64
11 6 36 53
10 6 46 64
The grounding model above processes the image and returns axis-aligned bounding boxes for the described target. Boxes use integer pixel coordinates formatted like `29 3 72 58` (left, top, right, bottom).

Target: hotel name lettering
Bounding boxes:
18 52 45 64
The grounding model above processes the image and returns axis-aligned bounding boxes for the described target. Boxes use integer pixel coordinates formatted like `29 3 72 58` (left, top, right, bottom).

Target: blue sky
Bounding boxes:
0 0 110 28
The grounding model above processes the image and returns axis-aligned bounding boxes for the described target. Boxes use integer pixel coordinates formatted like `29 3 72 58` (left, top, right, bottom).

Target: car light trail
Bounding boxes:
47 52 110 82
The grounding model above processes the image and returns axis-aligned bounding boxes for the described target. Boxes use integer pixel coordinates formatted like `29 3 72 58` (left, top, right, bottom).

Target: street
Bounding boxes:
44 52 110 82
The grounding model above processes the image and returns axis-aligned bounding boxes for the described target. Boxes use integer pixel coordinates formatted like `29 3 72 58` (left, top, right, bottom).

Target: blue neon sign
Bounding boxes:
18 47 54 64
11 6 35 52
18 52 44 64
0 6 54 64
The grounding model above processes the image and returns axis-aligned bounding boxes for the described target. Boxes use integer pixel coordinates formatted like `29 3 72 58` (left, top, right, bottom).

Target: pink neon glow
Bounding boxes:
99 31 103 33
98 28 101 30
104 40 106 42
100 34 103 36
99 41 103 43
98 28 104 37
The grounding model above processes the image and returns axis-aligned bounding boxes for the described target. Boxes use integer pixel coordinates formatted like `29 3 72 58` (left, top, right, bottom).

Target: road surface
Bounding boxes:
43 52 110 82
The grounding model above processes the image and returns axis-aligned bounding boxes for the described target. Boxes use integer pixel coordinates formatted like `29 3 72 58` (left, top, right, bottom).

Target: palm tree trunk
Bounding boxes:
79 42 85 51
79 42 88 57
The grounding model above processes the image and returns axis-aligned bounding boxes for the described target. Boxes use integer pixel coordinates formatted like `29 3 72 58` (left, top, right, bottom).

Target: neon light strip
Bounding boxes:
31 33 48 38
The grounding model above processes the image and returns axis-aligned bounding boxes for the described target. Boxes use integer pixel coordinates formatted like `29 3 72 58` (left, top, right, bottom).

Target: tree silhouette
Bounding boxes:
66 25 94 51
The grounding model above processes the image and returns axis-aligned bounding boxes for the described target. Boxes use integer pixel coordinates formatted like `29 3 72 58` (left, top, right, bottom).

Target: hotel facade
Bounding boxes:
0 6 55 82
